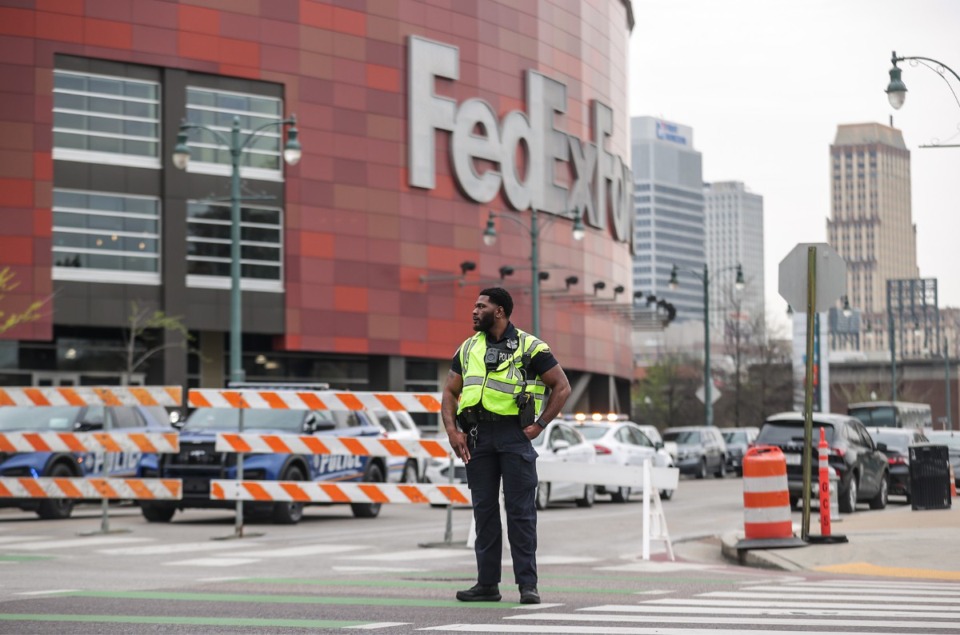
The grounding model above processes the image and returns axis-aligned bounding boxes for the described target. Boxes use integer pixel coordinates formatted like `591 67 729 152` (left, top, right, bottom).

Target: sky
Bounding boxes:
628 0 960 332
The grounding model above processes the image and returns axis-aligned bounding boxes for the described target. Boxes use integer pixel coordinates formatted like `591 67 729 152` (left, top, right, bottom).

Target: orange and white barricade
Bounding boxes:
210 479 469 506
0 477 181 500
0 386 181 407
215 433 449 459
0 431 179 454
0 386 184 532
736 445 805 549
188 389 441 412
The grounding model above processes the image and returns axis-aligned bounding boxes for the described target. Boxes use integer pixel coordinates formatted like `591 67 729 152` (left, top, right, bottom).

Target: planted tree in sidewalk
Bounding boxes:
123 301 192 383
0 267 47 335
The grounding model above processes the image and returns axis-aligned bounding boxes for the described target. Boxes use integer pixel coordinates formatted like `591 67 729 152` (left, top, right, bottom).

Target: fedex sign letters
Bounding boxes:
407 36 632 246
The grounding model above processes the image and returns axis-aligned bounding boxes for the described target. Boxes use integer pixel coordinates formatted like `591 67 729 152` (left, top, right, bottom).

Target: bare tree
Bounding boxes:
634 354 702 429
123 301 192 383
744 315 794 420
0 267 47 335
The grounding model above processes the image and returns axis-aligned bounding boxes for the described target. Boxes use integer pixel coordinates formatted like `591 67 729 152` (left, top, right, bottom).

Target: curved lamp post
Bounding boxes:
886 50 960 112
670 263 744 426
173 115 301 384
482 208 585 337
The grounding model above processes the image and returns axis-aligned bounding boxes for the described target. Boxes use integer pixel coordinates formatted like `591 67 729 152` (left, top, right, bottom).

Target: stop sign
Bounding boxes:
778 243 847 313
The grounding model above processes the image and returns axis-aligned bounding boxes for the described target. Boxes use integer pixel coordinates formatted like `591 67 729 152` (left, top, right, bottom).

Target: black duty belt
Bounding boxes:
460 407 519 424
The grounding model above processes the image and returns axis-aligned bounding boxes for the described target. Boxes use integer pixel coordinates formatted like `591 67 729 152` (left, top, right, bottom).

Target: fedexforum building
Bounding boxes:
0 1 636 412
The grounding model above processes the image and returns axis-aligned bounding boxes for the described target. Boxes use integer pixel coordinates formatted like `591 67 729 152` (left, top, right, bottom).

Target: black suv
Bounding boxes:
755 412 889 513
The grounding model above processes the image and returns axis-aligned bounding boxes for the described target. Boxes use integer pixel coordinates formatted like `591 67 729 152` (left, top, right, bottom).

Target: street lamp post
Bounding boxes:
483 207 585 337
886 51 960 113
172 115 301 384
670 263 744 426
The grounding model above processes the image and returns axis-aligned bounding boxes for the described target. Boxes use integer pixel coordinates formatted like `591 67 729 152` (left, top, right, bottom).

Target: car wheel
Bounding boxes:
869 472 889 510
140 501 177 523
36 463 75 520
575 484 595 508
840 475 858 513
351 463 384 518
272 466 305 524
611 486 629 503
696 458 707 479
535 482 550 510
401 460 419 484
660 489 674 501
715 456 726 478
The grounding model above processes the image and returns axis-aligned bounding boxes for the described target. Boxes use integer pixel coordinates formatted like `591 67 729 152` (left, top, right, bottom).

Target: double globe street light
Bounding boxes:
482 208 585 337
670 263 744 427
173 115 302 384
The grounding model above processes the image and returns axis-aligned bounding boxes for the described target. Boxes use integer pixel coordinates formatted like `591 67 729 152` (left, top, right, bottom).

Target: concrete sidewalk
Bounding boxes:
718 501 960 580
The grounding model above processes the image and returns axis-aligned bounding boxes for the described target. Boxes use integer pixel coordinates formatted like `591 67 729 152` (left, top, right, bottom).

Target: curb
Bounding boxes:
719 531 806 572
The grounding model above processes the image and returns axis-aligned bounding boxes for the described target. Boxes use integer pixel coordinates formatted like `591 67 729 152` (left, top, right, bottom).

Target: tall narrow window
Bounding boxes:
53 71 160 167
186 201 283 291
52 189 161 284
184 88 284 181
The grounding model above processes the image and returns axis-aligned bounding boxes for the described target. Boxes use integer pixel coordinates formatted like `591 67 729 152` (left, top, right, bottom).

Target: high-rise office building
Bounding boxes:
828 123 918 314
630 117 704 322
827 123 921 356
704 181 765 333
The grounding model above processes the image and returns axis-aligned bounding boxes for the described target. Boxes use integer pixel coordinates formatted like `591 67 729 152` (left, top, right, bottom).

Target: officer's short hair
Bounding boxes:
480 287 513 318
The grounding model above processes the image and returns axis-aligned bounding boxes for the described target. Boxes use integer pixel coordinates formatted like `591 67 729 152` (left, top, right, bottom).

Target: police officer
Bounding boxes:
441 287 571 605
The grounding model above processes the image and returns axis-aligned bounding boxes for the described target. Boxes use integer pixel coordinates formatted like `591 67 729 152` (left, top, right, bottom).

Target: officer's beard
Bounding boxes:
473 312 494 332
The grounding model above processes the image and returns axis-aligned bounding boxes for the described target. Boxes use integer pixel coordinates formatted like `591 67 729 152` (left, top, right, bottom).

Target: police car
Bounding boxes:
138 403 387 524
0 404 173 519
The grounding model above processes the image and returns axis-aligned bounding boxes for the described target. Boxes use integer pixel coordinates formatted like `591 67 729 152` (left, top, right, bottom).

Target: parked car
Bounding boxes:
367 409 422 483
755 412 890 513
866 427 928 502
138 407 386 524
0 404 174 519
721 426 760 476
635 423 678 465
924 430 960 487
531 420 597 509
576 421 675 501
662 426 727 479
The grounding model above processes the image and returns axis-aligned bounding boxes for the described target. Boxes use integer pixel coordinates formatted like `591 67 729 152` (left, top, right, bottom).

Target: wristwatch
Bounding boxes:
535 419 547 429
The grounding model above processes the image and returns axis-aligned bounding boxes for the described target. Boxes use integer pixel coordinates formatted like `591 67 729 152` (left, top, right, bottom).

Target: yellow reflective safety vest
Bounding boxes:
456 328 549 417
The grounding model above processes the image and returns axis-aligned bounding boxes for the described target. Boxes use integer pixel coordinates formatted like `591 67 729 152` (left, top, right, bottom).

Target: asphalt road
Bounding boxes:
1 475 953 634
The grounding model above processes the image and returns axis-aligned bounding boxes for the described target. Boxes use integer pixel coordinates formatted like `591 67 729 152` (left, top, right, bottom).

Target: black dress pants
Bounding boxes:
464 420 539 587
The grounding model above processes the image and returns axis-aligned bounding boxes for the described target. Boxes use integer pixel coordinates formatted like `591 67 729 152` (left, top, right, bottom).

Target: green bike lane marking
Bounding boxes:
0 614 365 629
61 590 509 608
400 570 748 585
240 578 646 595
0 554 54 562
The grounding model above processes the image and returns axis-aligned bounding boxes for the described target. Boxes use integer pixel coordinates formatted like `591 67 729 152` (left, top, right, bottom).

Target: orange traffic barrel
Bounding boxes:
742 445 793 540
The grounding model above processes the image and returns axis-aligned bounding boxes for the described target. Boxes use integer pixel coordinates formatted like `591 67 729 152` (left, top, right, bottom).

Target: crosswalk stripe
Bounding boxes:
505 612 958 629
163 557 260 567
702 590 960 604
740 584 960 596
775 580 960 591
776 580 960 595
347 549 467 562
582 604 960 619
647 598 960 612
418 626 929 634
0 535 49 545
232 544 369 557
3 537 151 551
98 542 250 556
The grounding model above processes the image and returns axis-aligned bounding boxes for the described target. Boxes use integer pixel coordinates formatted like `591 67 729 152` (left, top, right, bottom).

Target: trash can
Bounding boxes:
909 444 952 511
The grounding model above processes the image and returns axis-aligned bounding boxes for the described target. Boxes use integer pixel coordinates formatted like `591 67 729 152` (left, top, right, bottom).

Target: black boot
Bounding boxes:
519 585 540 604
456 583 501 602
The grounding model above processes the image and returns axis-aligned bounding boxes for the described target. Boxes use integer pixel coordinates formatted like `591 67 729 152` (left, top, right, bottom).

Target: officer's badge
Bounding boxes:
506 338 518 350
